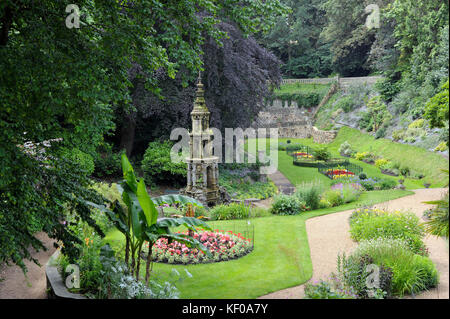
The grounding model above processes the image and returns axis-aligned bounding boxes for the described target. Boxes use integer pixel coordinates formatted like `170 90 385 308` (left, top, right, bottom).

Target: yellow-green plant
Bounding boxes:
354 152 368 161
375 158 389 168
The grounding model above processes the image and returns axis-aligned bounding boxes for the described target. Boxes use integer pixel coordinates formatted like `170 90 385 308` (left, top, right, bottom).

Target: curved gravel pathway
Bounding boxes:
259 188 449 299
0 233 56 299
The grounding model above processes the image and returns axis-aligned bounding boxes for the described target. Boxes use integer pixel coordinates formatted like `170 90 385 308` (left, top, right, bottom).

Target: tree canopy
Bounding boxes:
0 0 288 271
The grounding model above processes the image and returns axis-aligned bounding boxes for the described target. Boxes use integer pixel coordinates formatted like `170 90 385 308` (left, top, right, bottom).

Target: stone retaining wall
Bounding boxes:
277 125 337 144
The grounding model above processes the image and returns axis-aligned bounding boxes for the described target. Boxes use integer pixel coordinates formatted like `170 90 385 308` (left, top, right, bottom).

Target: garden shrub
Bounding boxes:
399 166 410 177
313 147 331 161
374 77 400 102
434 141 448 152
338 141 356 157
209 202 250 220
352 238 438 297
375 158 389 168
93 143 123 178
321 189 344 207
336 252 393 299
294 181 324 210
375 178 397 190
354 151 368 161
359 173 367 180
336 95 355 113
304 278 357 299
96 245 184 299
374 126 387 139
392 129 406 141
141 140 187 187
220 169 278 200
408 119 425 129
58 221 103 294
61 147 95 176
270 195 308 215
349 208 426 255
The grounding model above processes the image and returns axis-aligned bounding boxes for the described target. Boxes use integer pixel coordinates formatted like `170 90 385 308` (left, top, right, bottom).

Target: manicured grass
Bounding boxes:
248 127 448 189
274 83 331 96
103 189 413 299
330 127 449 187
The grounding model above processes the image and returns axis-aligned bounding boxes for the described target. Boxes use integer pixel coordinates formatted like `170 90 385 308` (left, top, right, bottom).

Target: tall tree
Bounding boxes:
320 0 392 76
0 0 287 272
258 0 332 78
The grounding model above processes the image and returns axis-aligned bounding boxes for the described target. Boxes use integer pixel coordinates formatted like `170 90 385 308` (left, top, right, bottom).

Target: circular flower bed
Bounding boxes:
325 169 355 179
147 230 253 264
293 152 314 159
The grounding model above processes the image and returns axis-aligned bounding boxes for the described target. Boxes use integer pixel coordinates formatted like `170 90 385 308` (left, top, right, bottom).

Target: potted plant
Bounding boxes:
423 180 431 188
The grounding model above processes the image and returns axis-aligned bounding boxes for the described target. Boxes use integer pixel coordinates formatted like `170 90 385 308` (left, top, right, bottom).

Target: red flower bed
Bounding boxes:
324 169 355 179
145 230 253 264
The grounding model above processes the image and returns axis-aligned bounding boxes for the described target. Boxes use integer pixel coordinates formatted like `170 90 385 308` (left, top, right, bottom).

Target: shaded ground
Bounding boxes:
259 188 449 299
0 233 56 299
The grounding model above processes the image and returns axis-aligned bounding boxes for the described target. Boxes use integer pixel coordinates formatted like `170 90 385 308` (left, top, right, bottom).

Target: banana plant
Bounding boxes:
90 154 212 284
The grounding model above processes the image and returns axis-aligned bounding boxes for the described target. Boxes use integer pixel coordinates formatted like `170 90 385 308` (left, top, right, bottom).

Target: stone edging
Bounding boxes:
45 249 87 299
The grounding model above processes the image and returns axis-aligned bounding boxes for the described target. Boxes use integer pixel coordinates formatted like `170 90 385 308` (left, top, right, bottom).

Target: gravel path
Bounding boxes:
259 188 449 299
0 233 56 299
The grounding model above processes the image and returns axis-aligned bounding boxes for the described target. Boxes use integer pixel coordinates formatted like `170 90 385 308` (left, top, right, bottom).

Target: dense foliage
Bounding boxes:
0 0 287 272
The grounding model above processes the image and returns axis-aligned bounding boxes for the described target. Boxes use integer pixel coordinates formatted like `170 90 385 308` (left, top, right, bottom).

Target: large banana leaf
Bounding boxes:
121 154 138 193
151 194 204 207
137 179 158 226
156 216 212 231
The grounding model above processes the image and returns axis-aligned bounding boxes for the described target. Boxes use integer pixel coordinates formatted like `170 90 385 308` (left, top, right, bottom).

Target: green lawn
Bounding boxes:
103 189 412 299
248 126 448 189
274 83 331 96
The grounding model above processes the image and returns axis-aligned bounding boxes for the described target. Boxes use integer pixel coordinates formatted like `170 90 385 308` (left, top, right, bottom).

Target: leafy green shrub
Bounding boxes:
374 126 387 139
375 178 397 190
58 222 103 294
270 195 307 215
359 173 367 180
220 171 278 200
349 208 426 255
61 147 95 176
353 238 438 297
423 191 449 238
93 143 123 178
375 158 389 168
408 119 425 129
141 140 186 187
399 166 410 177
294 181 324 210
336 252 392 299
374 77 400 102
304 278 357 299
338 141 356 157
210 203 250 220
434 141 448 152
392 129 406 141
321 189 344 207
313 147 331 161
336 95 355 113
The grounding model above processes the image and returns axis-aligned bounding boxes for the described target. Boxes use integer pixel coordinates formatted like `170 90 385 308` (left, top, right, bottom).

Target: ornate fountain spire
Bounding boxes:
178 70 230 207
192 71 208 112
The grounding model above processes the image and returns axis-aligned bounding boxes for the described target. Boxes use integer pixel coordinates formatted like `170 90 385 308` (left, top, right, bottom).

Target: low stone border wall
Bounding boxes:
46 249 87 299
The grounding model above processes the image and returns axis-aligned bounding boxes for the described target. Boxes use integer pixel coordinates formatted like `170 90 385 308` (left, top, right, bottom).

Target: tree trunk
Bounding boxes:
120 111 136 157
136 245 142 281
0 6 13 46
125 235 130 269
145 244 153 285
